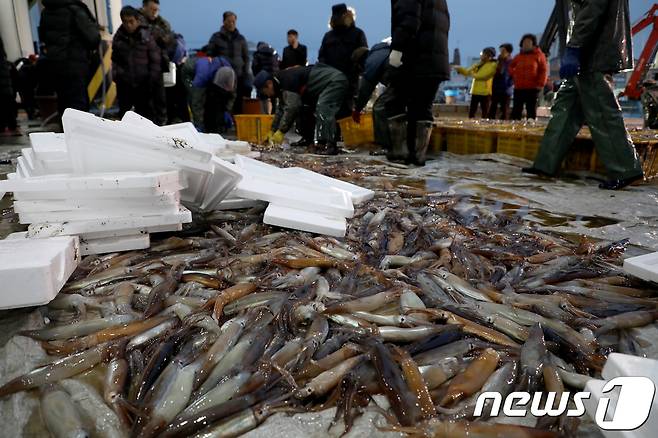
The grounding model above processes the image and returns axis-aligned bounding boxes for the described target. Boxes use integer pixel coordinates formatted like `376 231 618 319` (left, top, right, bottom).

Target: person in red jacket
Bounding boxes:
509 34 547 120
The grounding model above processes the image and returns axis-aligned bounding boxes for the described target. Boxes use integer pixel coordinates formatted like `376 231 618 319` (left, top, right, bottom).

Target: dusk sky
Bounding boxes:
124 0 655 63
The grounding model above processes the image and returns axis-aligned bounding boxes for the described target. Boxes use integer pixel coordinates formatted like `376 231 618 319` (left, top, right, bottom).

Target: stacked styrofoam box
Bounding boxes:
233 155 374 237
0 235 80 309
0 171 192 255
63 109 243 211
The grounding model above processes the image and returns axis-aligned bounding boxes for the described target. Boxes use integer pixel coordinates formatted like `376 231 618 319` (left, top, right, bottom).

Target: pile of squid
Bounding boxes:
1 189 657 438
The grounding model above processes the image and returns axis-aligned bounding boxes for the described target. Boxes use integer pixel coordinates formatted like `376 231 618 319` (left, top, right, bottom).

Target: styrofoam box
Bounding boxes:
13 192 180 213
80 224 182 240
80 234 150 256
235 176 354 218
0 235 80 309
0 170 181 193
583 353 658 438
623 252 658 283
162 122 205 151
281 167 374 205
29 132 68 161
27 206 192 237
216 197 265 210
17 202 181 224
16 157 30 178
264 204 346 237
63 109 214 205
199 156 243 210
13 184 185 201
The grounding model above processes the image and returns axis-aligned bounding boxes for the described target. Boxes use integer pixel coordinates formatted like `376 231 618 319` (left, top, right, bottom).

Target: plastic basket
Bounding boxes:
563 140 597 171
496 132 525 158
234 115 274 144
338 113 374 146
522 134 543 161
446 128 469 154
467 130 497 154
429 126 446 153
595 141 658 179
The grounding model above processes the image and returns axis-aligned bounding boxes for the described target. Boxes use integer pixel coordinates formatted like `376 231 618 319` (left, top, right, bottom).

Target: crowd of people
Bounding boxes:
0 0 647 189
455 34 549 120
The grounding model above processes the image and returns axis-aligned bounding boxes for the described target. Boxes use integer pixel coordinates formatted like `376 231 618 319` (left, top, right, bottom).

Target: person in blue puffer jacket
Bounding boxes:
488 43 514 120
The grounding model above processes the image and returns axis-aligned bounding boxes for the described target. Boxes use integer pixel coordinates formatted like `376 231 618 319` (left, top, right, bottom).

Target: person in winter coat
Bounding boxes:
280 30 308 70
166 33 191 124
524 0 644 190
352 42 403 152
388 0 450 166
456 47 497 119
38 0 100 117
207 11 250 114
488 43 514 120
140 0 174 125
0 36 19 136
252 41 280 115
254 64 349 155
509 34 548 120
319 4 368 113
112 6 161 121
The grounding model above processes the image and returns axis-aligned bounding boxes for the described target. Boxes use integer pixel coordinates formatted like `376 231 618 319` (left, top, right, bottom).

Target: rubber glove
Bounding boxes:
559 47 581 79
351 110 361 124
389 50 403 68
270 130 285 145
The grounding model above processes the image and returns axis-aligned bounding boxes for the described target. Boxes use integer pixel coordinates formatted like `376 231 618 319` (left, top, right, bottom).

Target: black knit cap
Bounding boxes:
332 3 348 20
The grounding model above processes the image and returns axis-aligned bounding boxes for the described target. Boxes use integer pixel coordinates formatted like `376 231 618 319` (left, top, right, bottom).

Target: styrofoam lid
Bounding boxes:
0 236 79 270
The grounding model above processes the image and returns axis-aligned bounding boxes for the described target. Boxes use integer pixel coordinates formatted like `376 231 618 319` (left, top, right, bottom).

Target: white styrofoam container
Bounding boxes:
13 185 184 201
583 353 658 438
63 109 214 205
80 224 182 240
80 234 150 255
13 192 180 213
0 170 181 193
623 252 658 283
281 167 375 205
162 122 204 151
264 204 346 237
27 206 192 237
235 176 354 218
29 132 68 161
0 235 80 309
16 157 31 178
17 202 181 223
215 197 265 210
199 156 243 211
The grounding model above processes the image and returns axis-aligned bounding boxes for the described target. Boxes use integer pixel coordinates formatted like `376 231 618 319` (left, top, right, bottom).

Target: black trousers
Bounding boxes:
117 81 154 122
488 93 511 120
512 88 540 119
166 64 190 123
0 94 18 130
469 95 491 118
48 64 90 117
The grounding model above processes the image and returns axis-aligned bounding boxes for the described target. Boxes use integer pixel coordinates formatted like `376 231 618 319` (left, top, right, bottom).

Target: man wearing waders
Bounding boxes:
254 65 348 155
352 42 404 154
388 0 450 166
523 0 644 190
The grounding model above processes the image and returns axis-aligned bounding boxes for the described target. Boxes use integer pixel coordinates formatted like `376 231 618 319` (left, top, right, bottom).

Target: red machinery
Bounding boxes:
623 3 658 100
622 4 658 127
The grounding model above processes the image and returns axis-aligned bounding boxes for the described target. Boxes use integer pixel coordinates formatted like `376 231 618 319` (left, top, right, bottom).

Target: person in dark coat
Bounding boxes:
280 30 308 70
0 36 19 136
207 11 250 114
112 6 161 121
140 0 173 125
252 42 279 114
319 4 368 116
488 43 514 120
389 0 450 166
254 64 349 155
524 0 644 190
38 0 100 117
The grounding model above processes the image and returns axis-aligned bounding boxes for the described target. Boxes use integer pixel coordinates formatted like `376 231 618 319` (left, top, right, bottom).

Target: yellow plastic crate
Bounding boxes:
429 126 446 153
522 134 542 161
235 115 274 144
446 128 469 154
496 132 526 158
595 141 658 179
467 130 497 154
563 140 597 171
338 113 374 146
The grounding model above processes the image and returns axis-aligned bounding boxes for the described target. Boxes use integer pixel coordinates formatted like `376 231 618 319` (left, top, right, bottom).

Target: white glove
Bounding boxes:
389 50 403 68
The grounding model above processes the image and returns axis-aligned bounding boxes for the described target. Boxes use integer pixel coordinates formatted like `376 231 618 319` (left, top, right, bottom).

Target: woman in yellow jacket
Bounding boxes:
456 47 498 118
